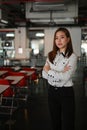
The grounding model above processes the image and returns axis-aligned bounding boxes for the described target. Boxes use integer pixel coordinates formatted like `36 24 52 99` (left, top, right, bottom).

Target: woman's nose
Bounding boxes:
58 38 61 42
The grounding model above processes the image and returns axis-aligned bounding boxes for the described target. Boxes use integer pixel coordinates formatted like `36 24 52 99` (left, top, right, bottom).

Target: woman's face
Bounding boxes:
55 31 70 52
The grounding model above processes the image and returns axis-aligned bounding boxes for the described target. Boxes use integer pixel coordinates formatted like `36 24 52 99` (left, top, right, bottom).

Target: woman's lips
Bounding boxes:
58 43 62 46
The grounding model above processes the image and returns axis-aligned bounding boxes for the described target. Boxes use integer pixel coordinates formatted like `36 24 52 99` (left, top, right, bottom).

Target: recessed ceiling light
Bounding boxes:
36 32 44 37
6 33 14 37
1 19 8 24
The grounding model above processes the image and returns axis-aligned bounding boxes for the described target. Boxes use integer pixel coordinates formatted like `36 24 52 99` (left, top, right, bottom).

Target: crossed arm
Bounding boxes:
43 61 71 73
42 54 77 86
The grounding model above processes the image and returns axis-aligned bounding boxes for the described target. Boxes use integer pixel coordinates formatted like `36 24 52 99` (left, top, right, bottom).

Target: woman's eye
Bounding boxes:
61 36 64 39
55 37 58 40
55 36 65 40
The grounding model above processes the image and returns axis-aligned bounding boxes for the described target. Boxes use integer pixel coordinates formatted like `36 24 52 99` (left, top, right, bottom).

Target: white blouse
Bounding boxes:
42 52 77 87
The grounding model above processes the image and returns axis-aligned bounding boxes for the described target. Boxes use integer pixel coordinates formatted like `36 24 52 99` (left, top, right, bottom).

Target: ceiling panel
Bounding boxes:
0 0 86 27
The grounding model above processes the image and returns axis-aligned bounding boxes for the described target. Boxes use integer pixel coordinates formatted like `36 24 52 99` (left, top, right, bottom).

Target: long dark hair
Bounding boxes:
48 27 73 63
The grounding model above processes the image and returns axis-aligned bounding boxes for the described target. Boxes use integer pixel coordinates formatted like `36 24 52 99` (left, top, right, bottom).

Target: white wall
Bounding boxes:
44 27 81 57
44 28 56 56
68 27 81 57
15 27 27 59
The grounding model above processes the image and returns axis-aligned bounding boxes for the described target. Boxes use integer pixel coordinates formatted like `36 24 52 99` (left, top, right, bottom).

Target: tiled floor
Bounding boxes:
0 57 87 130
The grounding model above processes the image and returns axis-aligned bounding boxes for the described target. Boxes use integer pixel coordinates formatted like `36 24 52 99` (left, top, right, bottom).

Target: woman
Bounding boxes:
42 27 77 130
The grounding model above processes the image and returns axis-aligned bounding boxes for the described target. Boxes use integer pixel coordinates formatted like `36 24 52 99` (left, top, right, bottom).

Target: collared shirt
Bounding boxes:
42 52 77 87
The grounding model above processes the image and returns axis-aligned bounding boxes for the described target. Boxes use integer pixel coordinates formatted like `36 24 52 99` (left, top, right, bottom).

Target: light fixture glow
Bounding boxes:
33 48 39 55
18 47 23 54
6 33 14 37
1 19 8 24
36 33 44 37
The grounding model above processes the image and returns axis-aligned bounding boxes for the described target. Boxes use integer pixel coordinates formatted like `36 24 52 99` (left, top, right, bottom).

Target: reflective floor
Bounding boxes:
0 56 87 130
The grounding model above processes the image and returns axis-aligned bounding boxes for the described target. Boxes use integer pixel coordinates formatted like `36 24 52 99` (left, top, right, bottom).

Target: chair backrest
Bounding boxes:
0 67 13 71
7 71 27 87
0 79 10 85
22 67 37 71
0 67 13 78
22 67 38 80
0 79 13 97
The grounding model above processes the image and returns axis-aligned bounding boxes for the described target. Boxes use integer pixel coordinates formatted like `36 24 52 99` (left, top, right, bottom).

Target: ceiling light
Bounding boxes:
6 33 14 37
1 19 8 24
36 33 44 37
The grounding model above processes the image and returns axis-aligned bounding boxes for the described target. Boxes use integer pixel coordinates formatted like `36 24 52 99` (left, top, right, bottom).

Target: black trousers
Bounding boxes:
48 85 75 130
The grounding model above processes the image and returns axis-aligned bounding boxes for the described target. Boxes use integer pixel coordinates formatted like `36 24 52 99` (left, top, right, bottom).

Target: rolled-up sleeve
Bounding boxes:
42 70 48 79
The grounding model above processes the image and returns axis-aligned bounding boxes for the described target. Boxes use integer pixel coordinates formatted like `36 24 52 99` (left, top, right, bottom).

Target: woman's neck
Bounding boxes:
59 49 66 53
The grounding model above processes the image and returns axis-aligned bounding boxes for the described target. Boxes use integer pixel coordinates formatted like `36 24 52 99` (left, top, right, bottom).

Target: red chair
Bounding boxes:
0 79 13 97
6 71 29 104
0 67 13 71
7 71 27 87
0 79 17 123
22 67 38 81
0 67 13 78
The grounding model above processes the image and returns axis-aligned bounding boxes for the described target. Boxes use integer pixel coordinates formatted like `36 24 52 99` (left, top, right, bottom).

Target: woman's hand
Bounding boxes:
43 63 50 73
63 64 71 73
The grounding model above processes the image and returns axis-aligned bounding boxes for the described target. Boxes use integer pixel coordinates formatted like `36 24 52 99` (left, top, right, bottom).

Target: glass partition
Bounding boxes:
0 30 15 66
81 28 87 56
28 29 44 57
28 29 45 67
0 30 15 59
